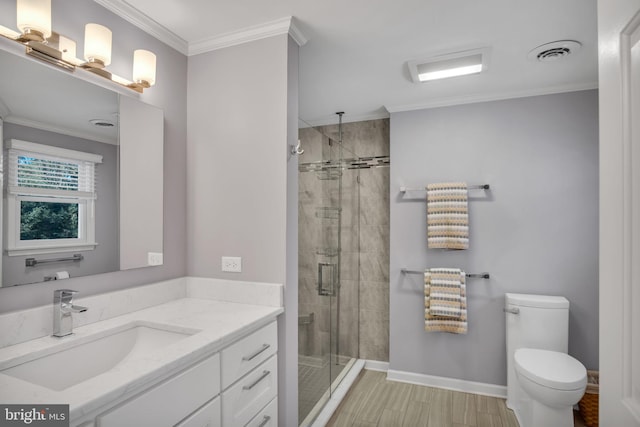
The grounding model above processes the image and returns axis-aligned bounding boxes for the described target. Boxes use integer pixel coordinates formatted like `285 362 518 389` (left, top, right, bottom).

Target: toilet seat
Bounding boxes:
514 348 586 391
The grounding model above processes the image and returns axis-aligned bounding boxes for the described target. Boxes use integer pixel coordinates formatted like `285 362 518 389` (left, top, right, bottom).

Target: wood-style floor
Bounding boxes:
326 370 588 427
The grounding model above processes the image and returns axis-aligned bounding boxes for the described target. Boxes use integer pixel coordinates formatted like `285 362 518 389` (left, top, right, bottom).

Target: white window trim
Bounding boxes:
5 139 102 256
6 139 103 163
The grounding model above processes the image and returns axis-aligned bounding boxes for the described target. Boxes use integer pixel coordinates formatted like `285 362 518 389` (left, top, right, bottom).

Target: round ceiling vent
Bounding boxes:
89 119 116 128
527 40 582 62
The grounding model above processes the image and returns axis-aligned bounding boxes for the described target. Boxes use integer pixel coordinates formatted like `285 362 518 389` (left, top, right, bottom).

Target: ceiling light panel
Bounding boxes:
408 47 490 83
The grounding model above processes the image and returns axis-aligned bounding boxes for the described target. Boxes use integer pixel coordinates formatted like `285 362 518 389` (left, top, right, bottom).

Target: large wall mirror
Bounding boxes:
0 47 164 287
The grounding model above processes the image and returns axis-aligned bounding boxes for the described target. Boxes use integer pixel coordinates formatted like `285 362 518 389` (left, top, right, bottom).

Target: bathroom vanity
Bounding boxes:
0 278 283 426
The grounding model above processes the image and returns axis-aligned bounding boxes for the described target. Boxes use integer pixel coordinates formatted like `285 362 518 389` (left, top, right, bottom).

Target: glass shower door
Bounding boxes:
298 120 360 426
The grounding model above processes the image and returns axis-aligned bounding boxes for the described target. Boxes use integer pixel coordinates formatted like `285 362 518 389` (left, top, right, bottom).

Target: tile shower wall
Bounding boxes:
298 118 390 362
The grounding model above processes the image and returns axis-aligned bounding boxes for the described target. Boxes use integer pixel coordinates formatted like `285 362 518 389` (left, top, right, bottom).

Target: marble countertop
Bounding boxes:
0 297 283 421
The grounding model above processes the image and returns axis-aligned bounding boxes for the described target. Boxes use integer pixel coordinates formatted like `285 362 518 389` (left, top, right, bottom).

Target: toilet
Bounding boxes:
505 293 587 427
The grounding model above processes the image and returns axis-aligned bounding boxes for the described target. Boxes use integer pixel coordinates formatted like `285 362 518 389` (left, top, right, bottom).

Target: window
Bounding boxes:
5 139 103 256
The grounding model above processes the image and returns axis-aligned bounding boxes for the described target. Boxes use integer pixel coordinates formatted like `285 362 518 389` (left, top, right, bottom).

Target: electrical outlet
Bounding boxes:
148 252 163 266
221 256 242 273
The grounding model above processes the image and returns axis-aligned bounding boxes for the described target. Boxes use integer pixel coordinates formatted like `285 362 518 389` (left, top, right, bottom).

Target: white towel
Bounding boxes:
427 182 469 250
425 268 467 334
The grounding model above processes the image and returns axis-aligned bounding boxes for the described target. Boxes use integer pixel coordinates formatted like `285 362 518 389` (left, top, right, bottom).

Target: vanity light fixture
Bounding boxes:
408 47 490 83
132 49 156 89
16 0 51 42
83 23 112 68
0 1 157 93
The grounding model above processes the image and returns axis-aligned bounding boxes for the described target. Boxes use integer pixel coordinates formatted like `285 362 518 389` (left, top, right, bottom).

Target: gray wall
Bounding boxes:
186 35 289 282
389 90 599 386
0 0 188 313
186 34 298 425
2 123 118 286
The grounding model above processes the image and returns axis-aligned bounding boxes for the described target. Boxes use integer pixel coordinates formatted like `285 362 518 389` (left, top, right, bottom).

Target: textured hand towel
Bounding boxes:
424 268 468 334
427 182 469 250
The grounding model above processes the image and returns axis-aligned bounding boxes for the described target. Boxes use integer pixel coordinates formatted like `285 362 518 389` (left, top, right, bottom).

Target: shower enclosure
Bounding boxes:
298 115 361 425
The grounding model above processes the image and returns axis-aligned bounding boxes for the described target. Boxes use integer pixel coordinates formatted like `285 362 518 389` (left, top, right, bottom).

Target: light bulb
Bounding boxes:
16 0 52 41
84 23 112 67
132 49 156 87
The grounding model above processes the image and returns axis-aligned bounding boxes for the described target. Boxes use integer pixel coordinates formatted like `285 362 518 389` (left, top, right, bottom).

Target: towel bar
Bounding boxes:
401 268 490 279
399 184 490 193
25 254 84 267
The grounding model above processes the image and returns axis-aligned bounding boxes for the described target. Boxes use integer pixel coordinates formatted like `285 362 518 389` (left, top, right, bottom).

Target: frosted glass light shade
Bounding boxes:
133 49 156 86
17 0 52 39
84 23 112 66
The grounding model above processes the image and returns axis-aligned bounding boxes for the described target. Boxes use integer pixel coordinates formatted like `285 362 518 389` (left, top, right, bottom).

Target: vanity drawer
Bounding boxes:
222 355 278 427
97 353 220 427
245 397 277 427
221 321 277 389
175 396 221 427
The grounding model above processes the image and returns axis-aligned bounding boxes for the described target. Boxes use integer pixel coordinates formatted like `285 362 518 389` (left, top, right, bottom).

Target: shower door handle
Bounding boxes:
318 262 337 296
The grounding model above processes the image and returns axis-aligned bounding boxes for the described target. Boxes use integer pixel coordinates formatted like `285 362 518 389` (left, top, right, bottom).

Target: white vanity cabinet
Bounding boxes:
245 398 278 427
221 321 278 426
96 353 221 427
93 321 278 427
175 397 221 427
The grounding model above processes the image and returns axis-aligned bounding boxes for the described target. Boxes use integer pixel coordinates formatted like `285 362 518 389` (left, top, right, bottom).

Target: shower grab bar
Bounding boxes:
399 184 490 193
401 269 490 279
25 254 83 267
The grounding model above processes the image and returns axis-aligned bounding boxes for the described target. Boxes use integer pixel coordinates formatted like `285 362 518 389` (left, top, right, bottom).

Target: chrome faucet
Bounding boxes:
53 289 87 337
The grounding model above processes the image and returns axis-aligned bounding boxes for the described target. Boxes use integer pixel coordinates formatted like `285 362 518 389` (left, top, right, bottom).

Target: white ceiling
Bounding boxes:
103 0 598 125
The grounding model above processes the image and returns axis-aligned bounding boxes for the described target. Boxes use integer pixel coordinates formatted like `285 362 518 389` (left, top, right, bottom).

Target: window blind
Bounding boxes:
6 141 101 200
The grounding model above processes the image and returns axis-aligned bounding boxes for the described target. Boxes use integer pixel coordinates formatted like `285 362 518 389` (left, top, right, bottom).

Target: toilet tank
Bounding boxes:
505 293 569 354
505 293 570 409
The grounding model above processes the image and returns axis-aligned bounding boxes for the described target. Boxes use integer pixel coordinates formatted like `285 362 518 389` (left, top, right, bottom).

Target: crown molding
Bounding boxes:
189 16 308 56
4 116 118 145
385 81 599 113
288 17 309 47
93 2 308 56
93 0 189 55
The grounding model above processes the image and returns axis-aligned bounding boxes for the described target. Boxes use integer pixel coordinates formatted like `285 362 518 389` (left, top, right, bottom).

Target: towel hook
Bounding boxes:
291 140 304 155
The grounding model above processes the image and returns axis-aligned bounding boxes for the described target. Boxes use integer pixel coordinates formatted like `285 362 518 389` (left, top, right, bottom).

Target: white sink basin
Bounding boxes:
1 323 198 390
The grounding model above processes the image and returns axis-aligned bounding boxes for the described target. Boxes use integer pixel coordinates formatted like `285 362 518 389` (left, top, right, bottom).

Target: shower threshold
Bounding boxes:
300 358 365 427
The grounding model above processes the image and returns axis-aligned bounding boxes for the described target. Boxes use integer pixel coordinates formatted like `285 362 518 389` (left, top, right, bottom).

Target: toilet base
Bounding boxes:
515 398 575 427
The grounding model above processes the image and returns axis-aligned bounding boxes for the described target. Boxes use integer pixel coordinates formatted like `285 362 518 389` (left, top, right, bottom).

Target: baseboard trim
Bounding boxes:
386 369 507 398
364 360 390 372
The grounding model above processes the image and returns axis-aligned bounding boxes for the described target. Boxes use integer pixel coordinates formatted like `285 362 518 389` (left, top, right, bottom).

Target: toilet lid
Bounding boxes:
514 348 587 391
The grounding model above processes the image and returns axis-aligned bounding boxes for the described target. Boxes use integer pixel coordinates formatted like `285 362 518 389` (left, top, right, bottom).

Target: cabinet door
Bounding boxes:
97 354 220 427
176 396 221 427
245 398 277 427
222 322 277 389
